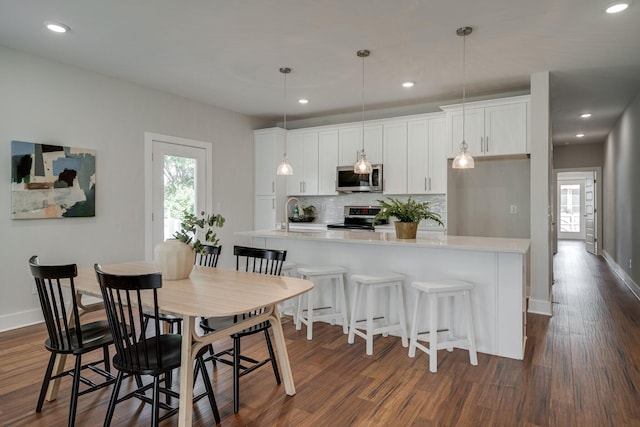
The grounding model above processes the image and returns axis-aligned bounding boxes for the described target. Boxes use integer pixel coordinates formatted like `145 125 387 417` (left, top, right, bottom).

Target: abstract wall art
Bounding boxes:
11 140 96 219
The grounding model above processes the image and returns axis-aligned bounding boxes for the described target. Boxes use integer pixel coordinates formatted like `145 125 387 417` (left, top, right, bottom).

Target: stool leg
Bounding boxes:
382 286 390 337
446 295 454 352
330 277 337 325
347 282 360 345
366 285 374 355
464 290 478 366
306 287 314 340
429 293 438 373
295 294 303 331
338 275 349 334
408 290 421 358
396 283 409 348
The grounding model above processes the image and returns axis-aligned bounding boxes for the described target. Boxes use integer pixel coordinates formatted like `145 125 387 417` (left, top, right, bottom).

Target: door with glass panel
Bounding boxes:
557 180 585 240
584 173 596 254
147 134 210 257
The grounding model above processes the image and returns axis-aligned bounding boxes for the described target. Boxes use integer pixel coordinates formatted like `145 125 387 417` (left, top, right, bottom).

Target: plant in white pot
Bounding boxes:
373 197 443 239
155 210 225 280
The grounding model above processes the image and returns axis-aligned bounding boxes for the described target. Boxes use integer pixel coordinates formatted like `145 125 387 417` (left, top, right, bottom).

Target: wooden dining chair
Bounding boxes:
142 245 222 334
29 256 116 427
199 245 286 413
95 264 220 426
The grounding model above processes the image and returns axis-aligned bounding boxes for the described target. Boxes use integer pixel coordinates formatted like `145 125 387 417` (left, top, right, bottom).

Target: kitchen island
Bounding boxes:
236 229 530 360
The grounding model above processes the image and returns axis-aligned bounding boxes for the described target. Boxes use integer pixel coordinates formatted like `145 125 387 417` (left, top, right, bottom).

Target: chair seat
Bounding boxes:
44 320 114 354
412 279 474 294
352 272 406 285
113 334 182 376
297 265 347 276
200 315 271 337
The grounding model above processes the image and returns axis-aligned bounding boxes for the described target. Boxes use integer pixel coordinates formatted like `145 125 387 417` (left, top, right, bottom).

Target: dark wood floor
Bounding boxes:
2 240 640 426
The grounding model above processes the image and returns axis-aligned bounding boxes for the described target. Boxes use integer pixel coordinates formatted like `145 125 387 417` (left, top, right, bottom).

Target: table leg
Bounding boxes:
178 315 195 427
269 305 296 396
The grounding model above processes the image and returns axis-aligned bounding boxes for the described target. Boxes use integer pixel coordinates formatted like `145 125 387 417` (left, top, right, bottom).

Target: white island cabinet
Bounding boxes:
237 229 530 360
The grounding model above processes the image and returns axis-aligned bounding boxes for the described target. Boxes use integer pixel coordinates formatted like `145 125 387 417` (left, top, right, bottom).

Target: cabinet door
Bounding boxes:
428 117 447 194
407 120 429 194
449 107 485 157
254 195 276 230
286 131 319 195
383 121 408 194
254 131 281 195
318 129 339 195
285 133 305 195
339 124 383 165
484 102 527 156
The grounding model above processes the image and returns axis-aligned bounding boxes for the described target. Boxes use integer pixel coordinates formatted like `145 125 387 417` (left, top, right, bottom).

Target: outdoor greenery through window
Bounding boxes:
164 155 196 240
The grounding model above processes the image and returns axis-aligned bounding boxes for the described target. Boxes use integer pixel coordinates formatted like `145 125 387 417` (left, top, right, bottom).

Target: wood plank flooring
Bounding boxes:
1 240 639 426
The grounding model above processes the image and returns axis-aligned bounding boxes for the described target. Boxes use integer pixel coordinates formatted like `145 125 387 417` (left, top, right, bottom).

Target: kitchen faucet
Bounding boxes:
285 197 304 231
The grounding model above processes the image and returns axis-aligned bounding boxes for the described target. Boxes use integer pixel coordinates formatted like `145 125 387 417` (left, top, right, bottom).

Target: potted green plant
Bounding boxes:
373 197 443 239
173 210 226 254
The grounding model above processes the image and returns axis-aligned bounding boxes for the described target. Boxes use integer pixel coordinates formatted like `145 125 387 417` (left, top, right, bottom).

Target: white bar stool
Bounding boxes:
348 272 408 355
278 261 298 319
408 279 478 373
295 265 349 340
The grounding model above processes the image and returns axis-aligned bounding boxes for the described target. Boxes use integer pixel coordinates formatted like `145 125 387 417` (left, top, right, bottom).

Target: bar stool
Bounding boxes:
278 261 298 319
408 279 478 373
348 272 408 355
295 265 349 340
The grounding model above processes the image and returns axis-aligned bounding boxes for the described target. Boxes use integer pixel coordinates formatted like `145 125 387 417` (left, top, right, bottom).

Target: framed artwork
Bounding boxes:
11 140 96 219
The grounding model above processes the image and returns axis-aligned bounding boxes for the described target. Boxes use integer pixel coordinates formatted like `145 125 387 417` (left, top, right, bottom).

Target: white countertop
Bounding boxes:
239 229 530 254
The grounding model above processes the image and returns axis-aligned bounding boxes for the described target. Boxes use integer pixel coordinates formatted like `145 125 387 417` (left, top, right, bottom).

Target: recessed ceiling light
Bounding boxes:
298 98 309 104
576 133 585 138
606 2 629 13
580 113 592 118
402 81 415 88
45 21 70 33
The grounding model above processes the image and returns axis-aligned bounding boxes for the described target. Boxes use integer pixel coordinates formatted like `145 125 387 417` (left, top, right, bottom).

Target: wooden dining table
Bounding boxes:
47 261 314 426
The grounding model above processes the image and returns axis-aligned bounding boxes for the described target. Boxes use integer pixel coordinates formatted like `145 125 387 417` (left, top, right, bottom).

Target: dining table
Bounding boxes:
46 261 314 426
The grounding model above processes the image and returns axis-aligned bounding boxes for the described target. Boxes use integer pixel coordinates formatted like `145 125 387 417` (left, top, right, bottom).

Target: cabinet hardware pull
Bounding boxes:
485 136 489 152
272 198 274 209
480 137 484 153
428 177 432 191
272 181 275 193
300 182 303 193
424 177 427 191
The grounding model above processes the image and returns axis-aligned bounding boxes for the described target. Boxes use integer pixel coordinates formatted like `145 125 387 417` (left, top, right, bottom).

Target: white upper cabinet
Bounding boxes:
254 128 284 195
442 95 530 158
382 121 408 194
318 129 339 195
286 130 319 196
407 115 447 194
338 124 383 166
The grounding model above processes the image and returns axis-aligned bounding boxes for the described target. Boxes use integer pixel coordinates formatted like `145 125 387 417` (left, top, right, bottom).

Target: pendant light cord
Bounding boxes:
462 31 466 144
361 52 365 151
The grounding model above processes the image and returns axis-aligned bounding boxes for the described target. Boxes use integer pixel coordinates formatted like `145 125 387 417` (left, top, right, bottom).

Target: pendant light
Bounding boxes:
276 67 293 175
354 49 373 174
452 26 475 169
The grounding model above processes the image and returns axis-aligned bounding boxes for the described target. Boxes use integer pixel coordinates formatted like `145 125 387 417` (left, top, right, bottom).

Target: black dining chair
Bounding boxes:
142 245 222 334
200 245 286 413
95 264 220 426
29 255 116 427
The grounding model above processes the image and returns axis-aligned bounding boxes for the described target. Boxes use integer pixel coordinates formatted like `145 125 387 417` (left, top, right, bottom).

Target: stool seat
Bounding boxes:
351 272 406 285
408 279 478 373
296 265 349 340
348 272 408 355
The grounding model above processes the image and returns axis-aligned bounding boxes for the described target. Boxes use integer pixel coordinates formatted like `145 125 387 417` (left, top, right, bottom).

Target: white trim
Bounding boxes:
527 298 552 316
144 132 213 261
603 250 640 301
0 309 43 333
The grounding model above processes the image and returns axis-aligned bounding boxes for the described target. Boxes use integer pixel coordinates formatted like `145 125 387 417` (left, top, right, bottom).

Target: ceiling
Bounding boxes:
1 0 639 146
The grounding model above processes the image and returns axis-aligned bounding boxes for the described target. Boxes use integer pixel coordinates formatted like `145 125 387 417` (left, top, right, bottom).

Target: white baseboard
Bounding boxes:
528 298 552 316
0 308 43 333
603 250 640 301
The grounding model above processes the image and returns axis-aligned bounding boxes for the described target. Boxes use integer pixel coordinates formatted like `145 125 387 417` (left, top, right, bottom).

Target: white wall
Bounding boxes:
0 46 261 331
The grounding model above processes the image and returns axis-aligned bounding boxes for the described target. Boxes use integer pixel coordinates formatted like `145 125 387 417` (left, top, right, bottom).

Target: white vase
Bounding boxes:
154 239 195 280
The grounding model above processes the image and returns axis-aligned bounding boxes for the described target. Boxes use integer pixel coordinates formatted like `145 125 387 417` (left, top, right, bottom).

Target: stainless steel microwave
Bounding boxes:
335 164 383 193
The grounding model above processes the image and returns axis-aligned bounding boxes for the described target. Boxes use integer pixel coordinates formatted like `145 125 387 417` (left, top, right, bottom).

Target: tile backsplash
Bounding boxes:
294 193 446 229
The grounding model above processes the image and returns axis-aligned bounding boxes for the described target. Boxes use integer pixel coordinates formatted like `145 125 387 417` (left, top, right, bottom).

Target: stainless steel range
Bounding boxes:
327 206 388 231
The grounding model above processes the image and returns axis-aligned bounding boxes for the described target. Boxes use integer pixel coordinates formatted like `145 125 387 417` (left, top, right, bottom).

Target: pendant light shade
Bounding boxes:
276 67 293 176
452 26 475 169
354 49 373 174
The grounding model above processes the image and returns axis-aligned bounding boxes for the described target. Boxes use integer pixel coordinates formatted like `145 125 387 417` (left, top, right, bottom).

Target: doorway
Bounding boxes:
554 168 601 256
144 132 212 260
